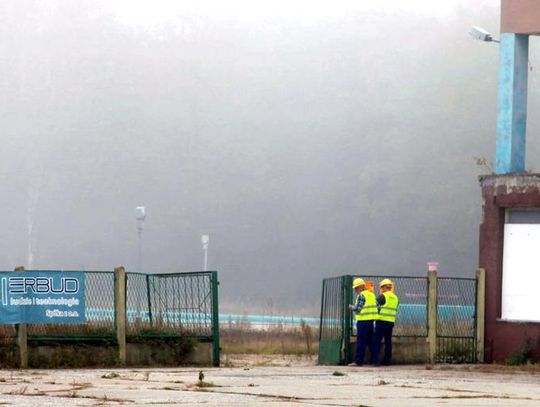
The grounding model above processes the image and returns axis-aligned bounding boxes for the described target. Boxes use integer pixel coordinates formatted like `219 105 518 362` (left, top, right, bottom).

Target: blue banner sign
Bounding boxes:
0 271 86 324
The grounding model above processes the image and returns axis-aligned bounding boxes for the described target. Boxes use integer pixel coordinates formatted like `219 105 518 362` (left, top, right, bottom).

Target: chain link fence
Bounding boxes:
28 271 115 339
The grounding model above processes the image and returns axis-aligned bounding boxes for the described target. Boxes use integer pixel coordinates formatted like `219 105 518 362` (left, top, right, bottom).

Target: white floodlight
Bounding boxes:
135 206 146 221
469 26 500 43
201 234 209 271
135 206 146 272
201 234 209 247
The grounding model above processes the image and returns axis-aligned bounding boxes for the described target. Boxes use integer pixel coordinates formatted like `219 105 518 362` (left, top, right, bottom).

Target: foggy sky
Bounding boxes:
1 0 539 313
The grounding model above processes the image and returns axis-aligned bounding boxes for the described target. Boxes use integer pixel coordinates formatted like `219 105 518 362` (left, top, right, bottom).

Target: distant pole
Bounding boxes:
201 234 209 271
136 206 146 272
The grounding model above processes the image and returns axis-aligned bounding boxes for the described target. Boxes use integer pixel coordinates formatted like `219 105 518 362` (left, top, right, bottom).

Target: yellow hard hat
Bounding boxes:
379 278 393 287
352 278 365 288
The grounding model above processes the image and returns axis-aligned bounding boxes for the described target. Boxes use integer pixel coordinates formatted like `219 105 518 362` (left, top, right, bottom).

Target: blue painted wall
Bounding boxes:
495 33 529 174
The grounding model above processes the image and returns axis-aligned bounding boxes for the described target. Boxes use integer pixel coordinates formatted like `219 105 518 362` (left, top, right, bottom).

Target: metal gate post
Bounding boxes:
427 270 438 364
342 275 353 364
145 274 153 327
475 268 486 363
318 279 326 347
211 271 220 367
114 266 127 365
14 266 28 369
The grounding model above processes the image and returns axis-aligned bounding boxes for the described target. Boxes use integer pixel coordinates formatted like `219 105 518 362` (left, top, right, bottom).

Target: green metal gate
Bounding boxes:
319 275 428 365
319 273 478 365
318 276 347 365
126 271 221 366
436 277 477 363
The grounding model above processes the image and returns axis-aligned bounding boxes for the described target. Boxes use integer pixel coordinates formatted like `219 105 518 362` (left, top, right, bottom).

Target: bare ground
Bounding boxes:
0 355 539 406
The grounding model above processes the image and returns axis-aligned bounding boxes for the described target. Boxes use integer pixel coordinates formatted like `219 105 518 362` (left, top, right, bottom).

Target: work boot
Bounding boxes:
347 362 362 367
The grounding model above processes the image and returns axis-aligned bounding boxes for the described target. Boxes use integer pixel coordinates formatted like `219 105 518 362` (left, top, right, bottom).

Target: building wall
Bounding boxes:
479 174 540 362
501 0 540 34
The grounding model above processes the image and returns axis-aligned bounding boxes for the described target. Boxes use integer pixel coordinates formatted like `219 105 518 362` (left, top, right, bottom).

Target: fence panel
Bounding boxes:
126 272 152 333
436 277 477 363
318 276 345 365
23 270 219 347
0 325 17 342
126 272 216 336
27 271 115 339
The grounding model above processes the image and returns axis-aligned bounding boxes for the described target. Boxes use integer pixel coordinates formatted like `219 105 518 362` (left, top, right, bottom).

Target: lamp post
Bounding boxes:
201 234 209 271
135 206 146 272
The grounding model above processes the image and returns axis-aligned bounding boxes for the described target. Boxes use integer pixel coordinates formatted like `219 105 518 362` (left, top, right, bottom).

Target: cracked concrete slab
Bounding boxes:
0 358 539 406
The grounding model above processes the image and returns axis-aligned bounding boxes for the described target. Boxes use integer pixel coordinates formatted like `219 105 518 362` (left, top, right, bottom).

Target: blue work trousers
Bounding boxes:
355 320 374 365
372 320 394 365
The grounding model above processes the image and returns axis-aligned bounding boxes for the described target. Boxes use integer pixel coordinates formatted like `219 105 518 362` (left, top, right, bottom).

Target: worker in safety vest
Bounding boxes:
348 278 378 366
372 278 399 366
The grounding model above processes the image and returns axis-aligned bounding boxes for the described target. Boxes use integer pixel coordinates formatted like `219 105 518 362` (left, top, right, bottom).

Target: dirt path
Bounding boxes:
0 356 539 406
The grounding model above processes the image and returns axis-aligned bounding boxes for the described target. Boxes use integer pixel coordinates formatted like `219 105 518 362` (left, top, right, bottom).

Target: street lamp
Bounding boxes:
135 206 146 272
201 234 209 271
469 26 500 43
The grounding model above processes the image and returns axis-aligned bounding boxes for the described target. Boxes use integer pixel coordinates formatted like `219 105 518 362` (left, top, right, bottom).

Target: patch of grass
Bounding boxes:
196 380 218 388
101 372 120 379
7 385 28 395
332 371 346 376
436 339 474 363
221 325 319 356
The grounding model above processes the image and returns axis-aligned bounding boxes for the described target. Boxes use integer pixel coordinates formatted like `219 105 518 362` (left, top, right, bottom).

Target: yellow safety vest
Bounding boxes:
355 290 378 321
378 291 399 323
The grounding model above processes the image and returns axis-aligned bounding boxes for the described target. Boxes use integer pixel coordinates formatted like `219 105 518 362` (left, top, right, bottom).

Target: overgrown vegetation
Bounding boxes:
506 337 537 366
126 333 196 365
196 380 218 388
436 339 474 364
221 319 318 355
28 342 119 368
0 329 197 368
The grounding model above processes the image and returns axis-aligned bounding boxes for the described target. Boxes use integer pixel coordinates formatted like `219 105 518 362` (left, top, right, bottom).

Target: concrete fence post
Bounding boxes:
14 266 28 369
114 266 127 365
475 268 486 363
427 269 438 365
